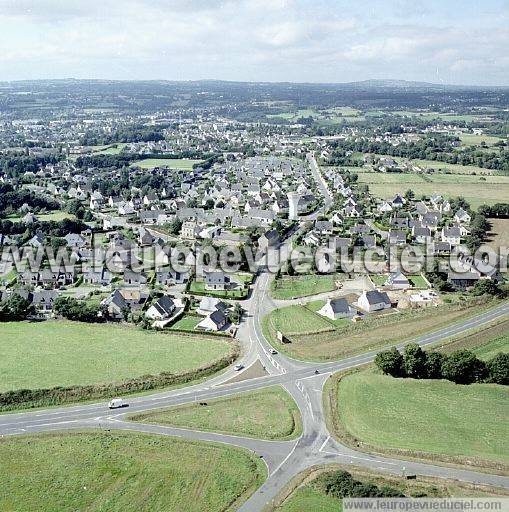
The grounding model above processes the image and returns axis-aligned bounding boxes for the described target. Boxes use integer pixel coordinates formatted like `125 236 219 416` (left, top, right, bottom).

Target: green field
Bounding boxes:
271 275 337 300
265 305 334 335
131 385 302 440
0 432 266 512
132 158 203 170
0 321 235 392
336 371 509 467
459 134 505 147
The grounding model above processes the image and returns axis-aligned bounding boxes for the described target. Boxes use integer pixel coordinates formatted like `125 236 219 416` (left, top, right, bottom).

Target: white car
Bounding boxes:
270 349 278 355
108 398 127 409
234 364 244 372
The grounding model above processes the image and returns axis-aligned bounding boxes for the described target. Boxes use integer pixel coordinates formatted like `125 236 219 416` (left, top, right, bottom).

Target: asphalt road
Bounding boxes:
1 156 509 510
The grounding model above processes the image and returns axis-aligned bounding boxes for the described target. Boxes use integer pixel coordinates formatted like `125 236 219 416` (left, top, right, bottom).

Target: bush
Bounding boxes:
403 343 427 378
424 351 445 379
374 347 405 377
0 295 34 321
487 353 509 385
441 350 488 384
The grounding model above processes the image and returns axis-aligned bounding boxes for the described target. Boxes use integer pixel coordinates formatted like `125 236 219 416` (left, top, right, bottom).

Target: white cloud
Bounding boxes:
0 0 507 85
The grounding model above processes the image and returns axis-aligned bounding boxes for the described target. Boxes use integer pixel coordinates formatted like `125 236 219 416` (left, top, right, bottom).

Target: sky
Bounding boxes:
0 0 508 85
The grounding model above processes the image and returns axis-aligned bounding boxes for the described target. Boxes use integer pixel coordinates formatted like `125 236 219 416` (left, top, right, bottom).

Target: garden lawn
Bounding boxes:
271 274 337 300
337 371 509 466
0 431 266 512
170 315 203 331
0 320 235 392
130 385 302 440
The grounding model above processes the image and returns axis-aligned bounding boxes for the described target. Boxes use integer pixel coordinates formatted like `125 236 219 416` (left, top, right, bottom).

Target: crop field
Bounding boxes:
0 321 235 392
336 371 509 467
131 158 203 170
271 274 337 300
473 335 509 360
0 432 266 512
131 385 302 440
263 299 499 361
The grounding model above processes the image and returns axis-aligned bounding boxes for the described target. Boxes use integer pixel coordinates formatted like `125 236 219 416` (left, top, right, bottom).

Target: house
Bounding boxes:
314 220 333 235
155 269 189 286
138 227 154 246
101 289 128 320
441 226 461 246
454 208 471 224
124 270 148 286
181 219 200 239
27 233 44 247
389 230 407 245
384 272 410 289
205 271 230 291
318 298 353 320
391 194 406 208
83 267 113 286
447 271 480 290
412 226 431 244
196 309 228 331
145 295 175 320
64 233 87 249
196 297 229 316
258 229 280 253
358 290 392 312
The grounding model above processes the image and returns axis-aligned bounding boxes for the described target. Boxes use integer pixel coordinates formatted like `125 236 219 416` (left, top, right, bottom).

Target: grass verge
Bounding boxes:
129 385 302 440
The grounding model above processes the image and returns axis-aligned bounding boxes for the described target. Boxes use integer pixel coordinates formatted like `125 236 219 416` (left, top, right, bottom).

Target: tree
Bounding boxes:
0 294 34 321
374 347 405 377
53 296 101 323
424 351 444 379
166 218 182 235
229 303 244 324
471 280 504 298
403 343 427 378
487 353 509 385
441 350 487 384
404 189 415 201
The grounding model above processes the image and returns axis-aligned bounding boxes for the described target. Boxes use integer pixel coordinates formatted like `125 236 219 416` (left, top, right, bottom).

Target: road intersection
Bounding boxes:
1 269 509 511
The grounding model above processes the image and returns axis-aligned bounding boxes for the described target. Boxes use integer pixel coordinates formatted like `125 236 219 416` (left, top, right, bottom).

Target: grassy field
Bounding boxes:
0 321 235 392
263 299 500 361
335 371 509 468
131 158 203 170
271 274 337 300
367 182 509 210
130 385 302 440
265 304 334 335
459 133 505 147
273 464 509 511
0 431 266 512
